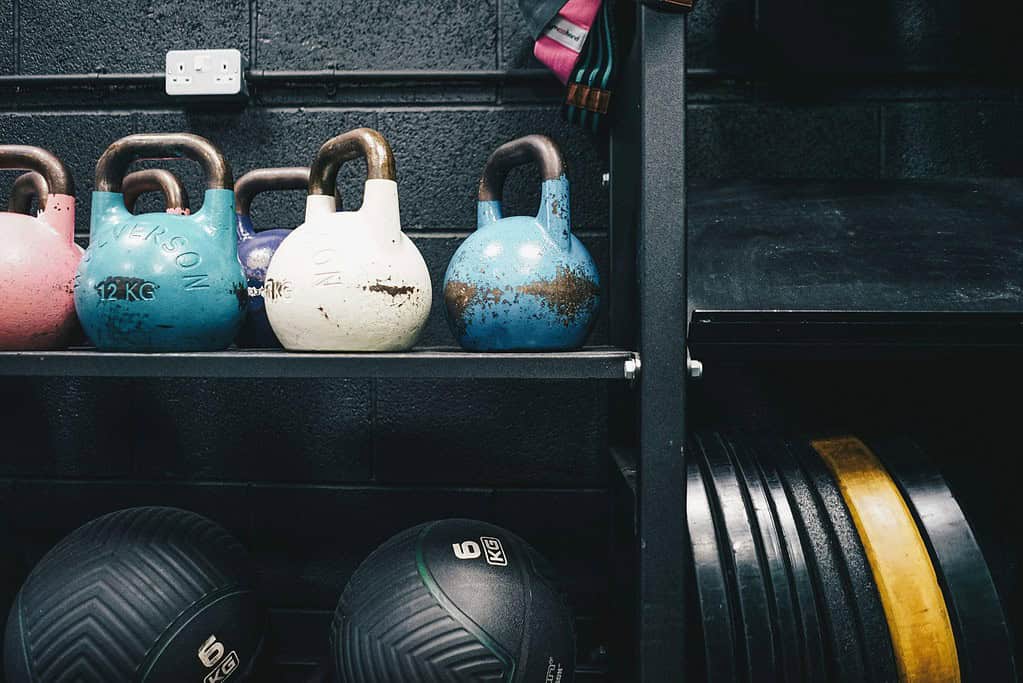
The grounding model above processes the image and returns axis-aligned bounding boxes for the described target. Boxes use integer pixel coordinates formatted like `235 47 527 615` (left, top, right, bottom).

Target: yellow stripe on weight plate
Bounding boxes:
811 436 960 683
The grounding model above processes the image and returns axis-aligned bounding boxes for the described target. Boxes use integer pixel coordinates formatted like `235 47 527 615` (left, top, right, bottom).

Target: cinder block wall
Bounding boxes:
1 0 1021 679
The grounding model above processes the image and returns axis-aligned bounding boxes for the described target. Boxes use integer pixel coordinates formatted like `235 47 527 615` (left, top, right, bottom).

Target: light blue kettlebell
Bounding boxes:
443 134 600 351
75 133 247 351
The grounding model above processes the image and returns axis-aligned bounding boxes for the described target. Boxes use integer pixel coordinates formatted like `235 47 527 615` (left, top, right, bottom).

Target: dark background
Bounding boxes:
2 0 1023 679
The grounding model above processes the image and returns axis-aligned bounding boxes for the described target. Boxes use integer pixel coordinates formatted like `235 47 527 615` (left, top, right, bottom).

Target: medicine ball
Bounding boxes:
4 507 264 683
331 519 575 682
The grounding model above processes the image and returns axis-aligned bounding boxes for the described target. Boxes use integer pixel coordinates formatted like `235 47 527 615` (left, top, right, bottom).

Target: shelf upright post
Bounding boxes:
610 4 689 681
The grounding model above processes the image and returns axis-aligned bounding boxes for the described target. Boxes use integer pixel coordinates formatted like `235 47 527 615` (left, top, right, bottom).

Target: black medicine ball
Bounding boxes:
332 519 575 682
4 507 264 683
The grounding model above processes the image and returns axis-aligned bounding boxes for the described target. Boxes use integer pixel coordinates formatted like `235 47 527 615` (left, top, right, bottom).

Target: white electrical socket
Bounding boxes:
165 49 247 97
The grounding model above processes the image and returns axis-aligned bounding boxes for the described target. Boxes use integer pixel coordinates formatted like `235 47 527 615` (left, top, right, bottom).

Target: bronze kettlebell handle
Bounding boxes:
308 128 395 196
478 135 566 203
8 171 48 213
0 145 75 199
122 169 189 213
95 133 232 193
235 167 341 215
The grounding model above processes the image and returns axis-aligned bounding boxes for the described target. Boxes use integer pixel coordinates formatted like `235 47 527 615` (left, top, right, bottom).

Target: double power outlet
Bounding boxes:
165 49 247 97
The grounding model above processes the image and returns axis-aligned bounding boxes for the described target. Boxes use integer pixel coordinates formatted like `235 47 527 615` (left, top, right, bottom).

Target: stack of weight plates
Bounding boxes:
686 432 1017 682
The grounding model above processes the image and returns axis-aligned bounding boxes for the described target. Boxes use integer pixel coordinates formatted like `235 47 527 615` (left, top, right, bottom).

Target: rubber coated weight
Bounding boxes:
770 441 873 682
874 437 1017 682
749 436 828 683
812 437 961 683
694 433 777 683
728 434 808 683
791 439 900 683
331 519 575 683
686 457 740 683
4 507 264 683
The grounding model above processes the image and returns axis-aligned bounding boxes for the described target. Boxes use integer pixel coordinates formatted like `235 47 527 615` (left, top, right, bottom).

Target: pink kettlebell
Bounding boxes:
0 145 81 350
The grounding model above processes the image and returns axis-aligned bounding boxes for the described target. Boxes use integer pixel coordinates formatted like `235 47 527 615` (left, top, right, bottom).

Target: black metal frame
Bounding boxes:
610 5 688 681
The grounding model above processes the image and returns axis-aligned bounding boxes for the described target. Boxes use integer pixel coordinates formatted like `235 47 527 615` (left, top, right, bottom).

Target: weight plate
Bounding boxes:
793 439 901 683
873 436 1016 683
695 433 777 683
741 435 829 683
687 457 740 683
770 440 872 682
727 434 804 683
811 436 960 683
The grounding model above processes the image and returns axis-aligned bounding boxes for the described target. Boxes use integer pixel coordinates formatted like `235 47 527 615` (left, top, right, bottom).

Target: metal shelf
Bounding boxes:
688 179 1023 357
0 347 639 380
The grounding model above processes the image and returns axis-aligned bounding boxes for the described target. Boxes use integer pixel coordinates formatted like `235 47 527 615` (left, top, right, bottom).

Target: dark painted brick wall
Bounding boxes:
2 0 1023 677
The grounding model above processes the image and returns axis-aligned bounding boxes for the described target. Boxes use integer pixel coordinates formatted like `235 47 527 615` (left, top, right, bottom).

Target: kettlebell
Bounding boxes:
7 171 47 215
0 145 81 350
234 167 337 348
75 133 247 352
264 128 432 351
4 506 265 683
330 519 576 682
122 168 190 215
443 135 600 351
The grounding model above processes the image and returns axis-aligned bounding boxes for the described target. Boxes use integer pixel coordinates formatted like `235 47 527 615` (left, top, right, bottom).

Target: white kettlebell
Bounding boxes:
264 128 432 351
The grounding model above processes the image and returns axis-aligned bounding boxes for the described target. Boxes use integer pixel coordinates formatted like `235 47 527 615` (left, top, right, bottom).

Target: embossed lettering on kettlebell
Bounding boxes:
263 278 293 301
95 276 158 302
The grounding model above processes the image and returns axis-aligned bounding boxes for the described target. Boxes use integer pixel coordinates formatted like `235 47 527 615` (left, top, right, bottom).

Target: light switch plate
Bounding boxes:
165 49 248 97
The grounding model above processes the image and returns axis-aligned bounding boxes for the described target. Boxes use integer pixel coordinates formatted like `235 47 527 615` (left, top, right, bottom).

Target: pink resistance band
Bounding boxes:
534 0 603 84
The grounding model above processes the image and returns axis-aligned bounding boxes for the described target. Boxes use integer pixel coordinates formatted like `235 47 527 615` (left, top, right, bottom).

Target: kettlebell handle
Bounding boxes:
478 135 566 202
0 145 75 199
123 169 189 214
236 167 341 215
309 128 395 196
8 171 48 214
95 133 232 193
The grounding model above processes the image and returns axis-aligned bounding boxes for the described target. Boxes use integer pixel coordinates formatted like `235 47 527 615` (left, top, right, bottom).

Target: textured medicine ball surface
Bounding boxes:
4 507 263 683
332 519 575 682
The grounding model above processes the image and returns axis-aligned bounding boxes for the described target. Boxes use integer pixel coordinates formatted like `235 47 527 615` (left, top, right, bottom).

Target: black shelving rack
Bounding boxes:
0 5 689 681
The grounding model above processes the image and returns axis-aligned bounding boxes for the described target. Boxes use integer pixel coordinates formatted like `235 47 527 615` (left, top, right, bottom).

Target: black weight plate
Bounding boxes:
732 434 829 683
874 436 1017 683
792 439 899 683
768 440 870 682
750 437 829 683
696 433 778 683
687 457 740 683
726 434 804 683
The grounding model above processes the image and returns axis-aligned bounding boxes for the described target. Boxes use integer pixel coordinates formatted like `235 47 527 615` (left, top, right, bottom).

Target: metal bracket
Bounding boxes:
687 350 703 379
624 353 642 382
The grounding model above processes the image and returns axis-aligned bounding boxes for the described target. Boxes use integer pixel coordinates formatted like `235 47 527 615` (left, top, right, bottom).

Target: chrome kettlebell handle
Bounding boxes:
309 128 395 196
236 167 342 216
0 145 75 201
478 134 566 202
123 169 189 214
8 171 48 214
95 133 232 192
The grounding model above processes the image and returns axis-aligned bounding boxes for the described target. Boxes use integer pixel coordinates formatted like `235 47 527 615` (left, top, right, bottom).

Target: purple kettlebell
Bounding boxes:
235 167 341 348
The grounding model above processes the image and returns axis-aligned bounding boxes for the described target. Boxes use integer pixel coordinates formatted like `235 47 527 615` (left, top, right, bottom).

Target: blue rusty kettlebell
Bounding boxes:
443 135 600 351
75 133 246 351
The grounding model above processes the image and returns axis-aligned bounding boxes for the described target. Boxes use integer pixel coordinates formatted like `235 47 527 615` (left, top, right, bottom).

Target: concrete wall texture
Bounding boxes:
1 0 1022 678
